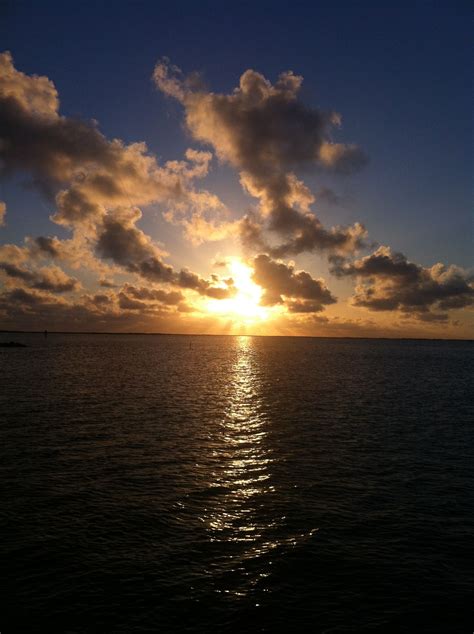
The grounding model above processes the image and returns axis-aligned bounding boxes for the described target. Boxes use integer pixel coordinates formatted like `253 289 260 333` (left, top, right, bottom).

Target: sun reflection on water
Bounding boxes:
194 336 318 600
205 336 276 543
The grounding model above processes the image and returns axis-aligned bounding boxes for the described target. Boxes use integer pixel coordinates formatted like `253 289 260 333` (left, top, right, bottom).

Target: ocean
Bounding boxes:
1 333 473 632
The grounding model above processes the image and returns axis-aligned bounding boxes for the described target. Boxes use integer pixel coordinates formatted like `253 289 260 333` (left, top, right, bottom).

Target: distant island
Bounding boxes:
0 341 27 348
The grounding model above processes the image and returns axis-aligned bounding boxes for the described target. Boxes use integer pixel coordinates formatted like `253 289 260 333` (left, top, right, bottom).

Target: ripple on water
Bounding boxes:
1 333 473 632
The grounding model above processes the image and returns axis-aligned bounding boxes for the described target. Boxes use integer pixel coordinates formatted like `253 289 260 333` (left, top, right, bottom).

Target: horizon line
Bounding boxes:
0 329 472 342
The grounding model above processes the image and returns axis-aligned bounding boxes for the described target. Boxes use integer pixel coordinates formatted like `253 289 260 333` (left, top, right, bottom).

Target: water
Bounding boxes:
1 333 473 633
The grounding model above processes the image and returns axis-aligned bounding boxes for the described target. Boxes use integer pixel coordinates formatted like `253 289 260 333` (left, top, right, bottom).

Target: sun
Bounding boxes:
205 258 270 322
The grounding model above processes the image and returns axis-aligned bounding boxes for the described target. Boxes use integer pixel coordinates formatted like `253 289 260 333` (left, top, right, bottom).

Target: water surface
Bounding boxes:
1 334 473 632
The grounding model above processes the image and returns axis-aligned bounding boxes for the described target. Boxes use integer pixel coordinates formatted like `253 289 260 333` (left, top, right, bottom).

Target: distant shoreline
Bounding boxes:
0 330 472 342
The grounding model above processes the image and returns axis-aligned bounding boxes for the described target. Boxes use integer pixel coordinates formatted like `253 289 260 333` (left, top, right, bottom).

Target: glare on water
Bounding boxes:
205 336 274 536
197 336 316 599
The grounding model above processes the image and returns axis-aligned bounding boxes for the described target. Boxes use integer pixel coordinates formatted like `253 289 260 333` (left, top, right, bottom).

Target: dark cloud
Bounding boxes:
0 52 231 300
89 293 113 306
285 299 332 313
331 246 474 318
252 254 336 312
99 279 118 289
0 71 115 188
0 287 46 308
155 59 368 257
22 233 108 275
118 292 148 311
0 287 117 330
238 212 269 253
316 187 344 206
0 261 78 292
0 285 194 332
238 208 366 259
0 52 209 226
155 61 367 177
124 285 184 305
268 216 366 258
176 269 236 299
413 312 449 323
117 286 191 313
29 236 62 258
95 207 235 298
96 207 171 276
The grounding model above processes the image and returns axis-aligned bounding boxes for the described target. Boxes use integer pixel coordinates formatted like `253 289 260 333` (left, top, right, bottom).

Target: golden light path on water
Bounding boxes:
201 336 318 598
207 336 273 535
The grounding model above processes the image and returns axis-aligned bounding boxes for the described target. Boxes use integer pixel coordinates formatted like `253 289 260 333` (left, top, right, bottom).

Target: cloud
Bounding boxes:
24 233 113 275
87 293 113 307
285 299 333 313
96 206 170 274
0 51 119 189
0 50 197 214
0 283 176 330
318 142 367 174
117 285 191 313
0 261 79 292
154 61 367 175
154 59 368 257
117 292 150 311
51 141 213 230
28 235 61 258
0 51 221 246
0 50 219 246
94 206 236 298
331 246 474 318
267 216 367 259
0 52 470 337
252 254 336 312
0 242 28 264
413 312 449 323
315 187 344 206
123 284 184 305
0 286 115 330
238 172 368 257
0 52 236 301
99 278 118 289
162 188 238 245
0 287 92 331
176 268 236 299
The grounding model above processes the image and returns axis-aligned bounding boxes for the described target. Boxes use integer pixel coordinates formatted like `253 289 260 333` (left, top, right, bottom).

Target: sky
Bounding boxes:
0 0 472 337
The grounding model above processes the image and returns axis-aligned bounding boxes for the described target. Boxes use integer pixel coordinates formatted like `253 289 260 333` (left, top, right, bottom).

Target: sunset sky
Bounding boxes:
0 1 472 337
